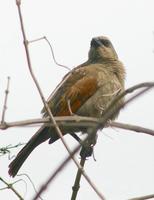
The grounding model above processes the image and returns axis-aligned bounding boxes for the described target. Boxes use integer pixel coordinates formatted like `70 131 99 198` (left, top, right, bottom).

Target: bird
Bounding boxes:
8 36 125 177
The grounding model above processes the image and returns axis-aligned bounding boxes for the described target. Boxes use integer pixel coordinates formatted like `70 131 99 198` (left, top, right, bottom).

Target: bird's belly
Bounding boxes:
76 90 104 118
76 84 123 119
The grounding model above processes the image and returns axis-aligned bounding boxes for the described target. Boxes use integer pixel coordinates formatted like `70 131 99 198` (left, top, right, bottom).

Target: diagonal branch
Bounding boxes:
111 121 154 136
104 82 154 120
128 193 154 200
15 0 81 172
99 83 154 130
71 157 86 200
28 36 71 71
15 1 105 199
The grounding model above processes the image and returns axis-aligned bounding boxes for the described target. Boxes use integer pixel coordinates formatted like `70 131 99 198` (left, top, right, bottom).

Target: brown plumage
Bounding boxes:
8 36 125 177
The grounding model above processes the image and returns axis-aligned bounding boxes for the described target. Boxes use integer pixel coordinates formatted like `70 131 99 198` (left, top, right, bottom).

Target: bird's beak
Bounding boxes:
93 38 103 47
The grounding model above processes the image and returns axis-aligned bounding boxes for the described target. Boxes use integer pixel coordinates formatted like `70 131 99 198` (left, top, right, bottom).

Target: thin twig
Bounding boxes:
0 143 25 157
1 77 10 123
28 36 71 71
44 36 71 71
17 174 44 200
15 1 104 199
0 116 98 129
71 157 86 200
28 37 45 44
0 177 23 200
110 122 154 136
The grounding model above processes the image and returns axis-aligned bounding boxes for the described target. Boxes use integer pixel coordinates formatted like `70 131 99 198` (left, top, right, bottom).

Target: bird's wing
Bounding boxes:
41 66 99 117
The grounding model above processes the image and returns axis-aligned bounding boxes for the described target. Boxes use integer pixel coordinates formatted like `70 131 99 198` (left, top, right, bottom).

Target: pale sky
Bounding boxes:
0 0 154 200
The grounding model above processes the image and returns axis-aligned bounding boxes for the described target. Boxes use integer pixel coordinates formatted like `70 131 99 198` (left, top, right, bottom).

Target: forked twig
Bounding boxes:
29 36 71 71
44 36 71 71
0 143 25 159
0 177 23 200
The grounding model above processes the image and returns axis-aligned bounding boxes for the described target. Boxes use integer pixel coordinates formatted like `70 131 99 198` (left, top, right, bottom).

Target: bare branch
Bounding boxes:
129 193 154 200
28 36 71 71
28 37 45 44
17 174 44 200
1 116 154 136
0 177 23 200
1 77 10 123
32 140 105 200
104 82 154 120
71 157 86 200
98 83 154 131
111 122 154 136
44 36 71 71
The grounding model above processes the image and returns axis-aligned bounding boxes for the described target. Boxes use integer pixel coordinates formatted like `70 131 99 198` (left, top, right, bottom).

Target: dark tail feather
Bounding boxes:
8 126 51 177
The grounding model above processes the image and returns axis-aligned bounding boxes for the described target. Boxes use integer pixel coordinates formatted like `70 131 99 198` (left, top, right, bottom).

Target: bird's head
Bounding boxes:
88 36 118 62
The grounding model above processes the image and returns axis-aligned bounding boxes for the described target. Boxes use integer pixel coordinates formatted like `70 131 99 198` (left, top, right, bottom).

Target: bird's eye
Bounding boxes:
101 39 110 47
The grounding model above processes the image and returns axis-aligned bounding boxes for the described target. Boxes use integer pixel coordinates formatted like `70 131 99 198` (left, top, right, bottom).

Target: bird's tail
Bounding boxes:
8 126 51 177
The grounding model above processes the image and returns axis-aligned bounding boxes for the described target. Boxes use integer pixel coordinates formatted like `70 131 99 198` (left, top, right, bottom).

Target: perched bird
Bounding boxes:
8 36 125 177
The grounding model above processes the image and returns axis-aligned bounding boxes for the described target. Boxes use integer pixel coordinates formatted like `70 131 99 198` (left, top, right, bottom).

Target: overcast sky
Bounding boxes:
0 1 154 200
